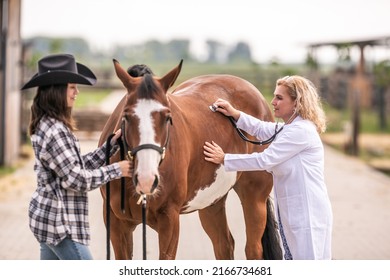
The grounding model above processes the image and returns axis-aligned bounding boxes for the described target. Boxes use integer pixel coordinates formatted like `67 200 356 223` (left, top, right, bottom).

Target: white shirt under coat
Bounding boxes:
224 112 333 260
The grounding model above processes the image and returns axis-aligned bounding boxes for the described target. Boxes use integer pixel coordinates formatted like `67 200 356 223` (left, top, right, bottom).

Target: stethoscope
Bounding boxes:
209 104 296 145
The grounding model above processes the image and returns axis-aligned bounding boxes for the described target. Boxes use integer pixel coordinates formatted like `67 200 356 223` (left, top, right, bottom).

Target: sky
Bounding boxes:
21 0 390 63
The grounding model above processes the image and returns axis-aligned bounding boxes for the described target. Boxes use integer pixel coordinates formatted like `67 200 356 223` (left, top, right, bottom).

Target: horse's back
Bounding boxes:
171 74 272 122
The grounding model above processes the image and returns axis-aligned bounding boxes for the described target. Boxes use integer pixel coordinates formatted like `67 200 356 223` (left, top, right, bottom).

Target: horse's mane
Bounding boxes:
137 74 160 99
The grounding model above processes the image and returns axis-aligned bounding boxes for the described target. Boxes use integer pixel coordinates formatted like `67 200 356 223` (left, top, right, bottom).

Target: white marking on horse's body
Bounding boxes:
182 166 237 213
134 99 167 194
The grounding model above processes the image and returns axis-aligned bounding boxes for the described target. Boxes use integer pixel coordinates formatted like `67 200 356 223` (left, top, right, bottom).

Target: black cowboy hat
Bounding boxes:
21 53 97 90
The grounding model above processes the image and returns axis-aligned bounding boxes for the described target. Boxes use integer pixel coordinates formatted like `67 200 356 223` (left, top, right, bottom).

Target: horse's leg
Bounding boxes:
198 195 235 259
102 198 135 260
233 171 273 260
110 214 136 260
154 208 181 260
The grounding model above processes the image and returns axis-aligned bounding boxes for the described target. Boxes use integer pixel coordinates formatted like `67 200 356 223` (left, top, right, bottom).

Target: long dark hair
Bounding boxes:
29 84 76 135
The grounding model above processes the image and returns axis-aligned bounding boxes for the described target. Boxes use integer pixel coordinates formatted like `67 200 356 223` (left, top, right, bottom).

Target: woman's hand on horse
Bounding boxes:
203 141 225 164
118 160 132 177
111 129 122 146
212 98 241 121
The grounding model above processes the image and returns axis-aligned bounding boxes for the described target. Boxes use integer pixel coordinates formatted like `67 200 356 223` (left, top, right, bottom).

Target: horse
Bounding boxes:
98 59 282 260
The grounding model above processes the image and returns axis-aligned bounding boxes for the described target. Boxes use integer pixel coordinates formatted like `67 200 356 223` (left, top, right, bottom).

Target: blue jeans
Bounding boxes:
40 238 93 260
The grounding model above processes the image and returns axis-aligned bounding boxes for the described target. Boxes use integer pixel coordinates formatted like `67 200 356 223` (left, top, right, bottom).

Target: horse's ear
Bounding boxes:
113 59 133 89
159 59 183 92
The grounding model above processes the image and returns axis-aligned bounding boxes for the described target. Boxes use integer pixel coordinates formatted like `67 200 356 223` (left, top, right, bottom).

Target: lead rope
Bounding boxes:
104 133 125 260
105 133 148 260
117 138 126 213
136 194 147 260
142 195 147 260
105 133 115 260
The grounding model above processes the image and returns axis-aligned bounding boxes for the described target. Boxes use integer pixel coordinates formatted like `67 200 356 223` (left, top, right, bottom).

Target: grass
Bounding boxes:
74 88 111 109
0 144 32 179
322 103 390 176
0 166 16 178
324 103 390 134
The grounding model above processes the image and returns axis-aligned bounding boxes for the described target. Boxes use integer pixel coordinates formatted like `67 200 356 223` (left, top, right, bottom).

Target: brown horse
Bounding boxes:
98 60 282 260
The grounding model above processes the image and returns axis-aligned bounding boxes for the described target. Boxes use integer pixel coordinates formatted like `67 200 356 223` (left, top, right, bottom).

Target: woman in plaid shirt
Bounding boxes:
21 54 132 260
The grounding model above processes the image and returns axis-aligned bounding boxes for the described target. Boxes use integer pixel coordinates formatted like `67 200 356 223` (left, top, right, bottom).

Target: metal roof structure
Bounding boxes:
307 36 390 73
307 36 390 49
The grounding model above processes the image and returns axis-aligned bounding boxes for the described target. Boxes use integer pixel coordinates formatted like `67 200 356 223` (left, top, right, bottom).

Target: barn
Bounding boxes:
0 0 23 166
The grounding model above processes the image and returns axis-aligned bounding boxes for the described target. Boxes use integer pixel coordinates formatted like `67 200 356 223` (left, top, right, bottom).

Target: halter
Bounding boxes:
104 115 172 260
105 133 126 260
120 116 172 164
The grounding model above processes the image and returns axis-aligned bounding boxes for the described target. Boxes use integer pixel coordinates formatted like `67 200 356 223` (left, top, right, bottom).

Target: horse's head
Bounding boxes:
113 59 183 196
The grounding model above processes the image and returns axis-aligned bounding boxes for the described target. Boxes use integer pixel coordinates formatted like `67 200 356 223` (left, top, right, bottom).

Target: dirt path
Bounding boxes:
1 136 390 259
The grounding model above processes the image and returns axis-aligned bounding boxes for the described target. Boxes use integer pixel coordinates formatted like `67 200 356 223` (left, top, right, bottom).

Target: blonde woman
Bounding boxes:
203 75 333 260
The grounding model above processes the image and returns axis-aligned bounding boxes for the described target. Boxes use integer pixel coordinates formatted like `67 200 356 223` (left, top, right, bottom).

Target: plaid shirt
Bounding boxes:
29 116 121 246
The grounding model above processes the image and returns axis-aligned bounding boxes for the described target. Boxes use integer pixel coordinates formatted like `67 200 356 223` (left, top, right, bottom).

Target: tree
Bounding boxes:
166 39 192 61
227 41 252 63
205 39 226 63
373 60 390 130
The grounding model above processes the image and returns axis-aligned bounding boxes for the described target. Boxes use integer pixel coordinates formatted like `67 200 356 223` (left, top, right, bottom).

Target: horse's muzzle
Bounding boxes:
134 174 159 195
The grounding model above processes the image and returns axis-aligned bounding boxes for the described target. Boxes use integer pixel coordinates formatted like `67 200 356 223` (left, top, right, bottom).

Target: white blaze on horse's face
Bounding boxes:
133 99 166 195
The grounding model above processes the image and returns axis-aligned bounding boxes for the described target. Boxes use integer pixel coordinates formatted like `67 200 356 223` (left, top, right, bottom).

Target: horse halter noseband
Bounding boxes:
120 116 172 164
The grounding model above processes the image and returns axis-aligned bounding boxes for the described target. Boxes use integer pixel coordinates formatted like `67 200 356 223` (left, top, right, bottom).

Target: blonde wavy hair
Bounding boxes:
276 75 327 133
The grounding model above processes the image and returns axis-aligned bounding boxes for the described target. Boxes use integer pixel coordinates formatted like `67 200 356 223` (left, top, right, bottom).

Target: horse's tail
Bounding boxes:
261 197 283 260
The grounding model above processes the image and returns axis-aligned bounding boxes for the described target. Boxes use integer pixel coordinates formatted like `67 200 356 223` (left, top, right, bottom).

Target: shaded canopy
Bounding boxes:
307 36 390 72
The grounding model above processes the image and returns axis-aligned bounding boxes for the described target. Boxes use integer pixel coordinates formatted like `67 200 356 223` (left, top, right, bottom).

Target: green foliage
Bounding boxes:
335 43 352 62
373 60 390 87
74 88 111 109
305 52 318 70
0 166 15 178
324 103 390 134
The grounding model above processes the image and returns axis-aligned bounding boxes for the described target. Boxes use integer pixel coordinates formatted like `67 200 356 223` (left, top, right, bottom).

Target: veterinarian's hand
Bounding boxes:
211 98 241 121
203 141 225 164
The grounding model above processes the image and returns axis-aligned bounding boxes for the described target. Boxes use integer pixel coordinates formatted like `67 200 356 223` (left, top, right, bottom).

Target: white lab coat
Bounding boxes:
224 112 333 260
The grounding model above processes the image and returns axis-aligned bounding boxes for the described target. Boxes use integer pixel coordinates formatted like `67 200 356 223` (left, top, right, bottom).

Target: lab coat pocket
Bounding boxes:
284 194 305 229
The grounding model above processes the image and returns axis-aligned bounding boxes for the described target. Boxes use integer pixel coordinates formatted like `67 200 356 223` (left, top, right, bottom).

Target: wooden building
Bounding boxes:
307 36 390 155
0 0 23 166
307 36 390 109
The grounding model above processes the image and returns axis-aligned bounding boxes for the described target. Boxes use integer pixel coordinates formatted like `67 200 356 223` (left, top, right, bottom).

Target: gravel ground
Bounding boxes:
1 136 390 260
